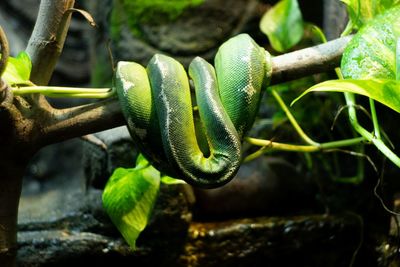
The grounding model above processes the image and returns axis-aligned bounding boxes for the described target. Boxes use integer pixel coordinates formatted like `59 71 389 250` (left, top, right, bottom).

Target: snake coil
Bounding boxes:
115 34 272 188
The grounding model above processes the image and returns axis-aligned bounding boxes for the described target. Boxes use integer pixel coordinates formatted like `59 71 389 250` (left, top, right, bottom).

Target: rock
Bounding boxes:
193 156 316 219
82 126 138 189
18 125 193 266
180 214 361 267
18 180 193 266
88 0 266 86
17 230 132 267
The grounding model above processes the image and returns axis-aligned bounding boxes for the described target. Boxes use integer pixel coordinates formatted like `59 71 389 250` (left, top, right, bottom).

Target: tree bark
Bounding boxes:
0 87 39 267
0 160 27 267
26 0 75 85
270 35 352 84
0 1 75 266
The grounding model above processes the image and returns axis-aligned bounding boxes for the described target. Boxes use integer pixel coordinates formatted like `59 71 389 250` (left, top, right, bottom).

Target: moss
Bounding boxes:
110 0 204 40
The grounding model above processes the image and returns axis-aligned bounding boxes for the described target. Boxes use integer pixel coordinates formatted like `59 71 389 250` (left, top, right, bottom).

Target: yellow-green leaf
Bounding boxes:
341 0 400 30
292 79 400 113
2 52 32 86
102 155 160 250
259 0 304 52
341 5 400 80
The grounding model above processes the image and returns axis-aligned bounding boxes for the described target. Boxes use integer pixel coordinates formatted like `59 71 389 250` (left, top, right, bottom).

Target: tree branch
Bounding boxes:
38 35 352 143
41 98 125 146
270 35 352 84
26 0 75 85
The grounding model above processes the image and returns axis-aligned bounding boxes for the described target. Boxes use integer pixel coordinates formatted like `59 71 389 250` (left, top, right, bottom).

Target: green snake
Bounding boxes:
115 34 272 188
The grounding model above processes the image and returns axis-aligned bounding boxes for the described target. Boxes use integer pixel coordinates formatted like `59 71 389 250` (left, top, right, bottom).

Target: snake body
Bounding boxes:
115 34 272 188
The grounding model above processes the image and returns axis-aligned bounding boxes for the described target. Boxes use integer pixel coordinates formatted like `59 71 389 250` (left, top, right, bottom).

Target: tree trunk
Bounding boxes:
0 158 27 267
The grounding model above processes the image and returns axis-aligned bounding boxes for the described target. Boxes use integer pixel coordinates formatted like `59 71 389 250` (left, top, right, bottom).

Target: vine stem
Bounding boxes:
12 86 114 98
271 88 320 146
343 91 400 168
244 136 366 162
333 65 400 168
369 98 381 139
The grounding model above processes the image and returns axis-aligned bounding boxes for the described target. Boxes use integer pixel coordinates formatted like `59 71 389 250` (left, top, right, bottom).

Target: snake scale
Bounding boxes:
115 34 272 188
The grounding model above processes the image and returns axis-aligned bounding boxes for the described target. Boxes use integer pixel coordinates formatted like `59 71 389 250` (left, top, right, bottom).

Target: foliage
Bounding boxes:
2 52 32 86
294 6 400 114
292 79 400 113
102 153 184 249
341 0 400 32
102 154 160 249
341 5 400 80
259 0 303 52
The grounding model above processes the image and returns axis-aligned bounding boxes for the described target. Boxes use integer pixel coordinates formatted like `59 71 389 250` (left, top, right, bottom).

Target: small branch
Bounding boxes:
270 35 353 85
26 0 75 85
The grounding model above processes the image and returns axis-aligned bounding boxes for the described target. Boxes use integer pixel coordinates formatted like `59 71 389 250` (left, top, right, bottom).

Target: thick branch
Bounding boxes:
41 98 125 146
26 0 75 85
270 35 352 84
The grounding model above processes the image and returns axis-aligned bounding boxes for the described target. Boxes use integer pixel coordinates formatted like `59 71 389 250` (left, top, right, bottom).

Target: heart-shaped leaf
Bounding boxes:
259 0 304 52
102 154 160 249
341 5 400 79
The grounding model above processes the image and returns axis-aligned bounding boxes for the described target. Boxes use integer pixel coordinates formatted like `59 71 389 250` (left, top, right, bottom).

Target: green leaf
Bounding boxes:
2 52 32 86
291 79 400 113
102 155 160 250
259 0 304 52
341 0 400 30
341 5 400 79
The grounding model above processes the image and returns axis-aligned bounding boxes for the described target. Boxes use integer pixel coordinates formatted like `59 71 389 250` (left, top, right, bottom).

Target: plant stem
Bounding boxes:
369 98 381 139
244 136 366 162
271 89 320 146
12 86 114 98
335 65 400 167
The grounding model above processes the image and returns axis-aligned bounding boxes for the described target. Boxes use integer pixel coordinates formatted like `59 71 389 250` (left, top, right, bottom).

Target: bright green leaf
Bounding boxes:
259 0 304 52
291 79 400 113
102 156 160 250
341 0 400 30
2 52 32 86
341 5 400 80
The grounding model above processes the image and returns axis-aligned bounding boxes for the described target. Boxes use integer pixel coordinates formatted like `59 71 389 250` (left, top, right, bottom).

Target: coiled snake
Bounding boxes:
115 34 272 188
